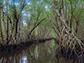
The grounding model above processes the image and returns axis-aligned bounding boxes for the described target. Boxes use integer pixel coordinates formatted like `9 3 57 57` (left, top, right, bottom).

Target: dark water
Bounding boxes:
0 41 75 63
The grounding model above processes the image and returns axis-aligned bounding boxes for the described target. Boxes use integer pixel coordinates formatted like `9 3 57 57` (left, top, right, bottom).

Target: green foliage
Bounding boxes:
0 0 84 44
54 1 60 6
43 20 50 26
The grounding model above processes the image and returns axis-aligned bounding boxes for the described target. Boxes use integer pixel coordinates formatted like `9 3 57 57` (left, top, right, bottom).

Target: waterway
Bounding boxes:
0 41 75 63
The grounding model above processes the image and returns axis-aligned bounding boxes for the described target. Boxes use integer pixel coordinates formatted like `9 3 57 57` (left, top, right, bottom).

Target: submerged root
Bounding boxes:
55 45 84 63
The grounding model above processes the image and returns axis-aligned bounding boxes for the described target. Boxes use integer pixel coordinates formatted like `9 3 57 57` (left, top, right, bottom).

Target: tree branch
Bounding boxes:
28 18 46 38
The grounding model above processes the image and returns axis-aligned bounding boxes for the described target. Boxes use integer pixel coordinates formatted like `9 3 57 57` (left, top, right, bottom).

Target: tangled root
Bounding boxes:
55 45 84 63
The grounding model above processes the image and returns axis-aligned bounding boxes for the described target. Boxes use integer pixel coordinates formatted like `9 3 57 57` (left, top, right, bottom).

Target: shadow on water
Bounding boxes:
0 41 75 63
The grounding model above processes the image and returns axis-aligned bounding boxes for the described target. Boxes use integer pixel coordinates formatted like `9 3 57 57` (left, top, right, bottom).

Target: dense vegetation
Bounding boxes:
0 0 84 62
0 0 55 45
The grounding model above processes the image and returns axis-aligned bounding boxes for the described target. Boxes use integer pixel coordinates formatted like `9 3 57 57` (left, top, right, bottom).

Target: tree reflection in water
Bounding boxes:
0 43 75 63
0 52 28 63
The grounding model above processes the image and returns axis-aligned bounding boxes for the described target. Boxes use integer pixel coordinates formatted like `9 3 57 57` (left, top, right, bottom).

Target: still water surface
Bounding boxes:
0 42 75 63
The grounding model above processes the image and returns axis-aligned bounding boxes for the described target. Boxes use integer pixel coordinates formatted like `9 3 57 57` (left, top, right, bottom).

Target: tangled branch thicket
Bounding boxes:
50 0 84 62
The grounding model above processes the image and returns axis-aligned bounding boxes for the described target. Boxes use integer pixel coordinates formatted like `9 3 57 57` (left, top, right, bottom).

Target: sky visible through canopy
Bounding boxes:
13 0 50 25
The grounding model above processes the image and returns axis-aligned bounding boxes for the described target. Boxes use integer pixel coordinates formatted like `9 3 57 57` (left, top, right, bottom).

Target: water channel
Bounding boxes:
0 41 75 63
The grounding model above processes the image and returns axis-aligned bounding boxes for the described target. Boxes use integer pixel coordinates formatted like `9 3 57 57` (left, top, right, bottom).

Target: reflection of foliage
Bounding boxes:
0 0 84 63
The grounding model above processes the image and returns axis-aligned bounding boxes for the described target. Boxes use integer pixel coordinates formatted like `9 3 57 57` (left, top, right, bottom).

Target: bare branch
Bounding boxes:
28 18 46 38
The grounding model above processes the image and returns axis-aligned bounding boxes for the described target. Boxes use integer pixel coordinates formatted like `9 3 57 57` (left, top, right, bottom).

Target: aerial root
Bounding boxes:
55 45 84 63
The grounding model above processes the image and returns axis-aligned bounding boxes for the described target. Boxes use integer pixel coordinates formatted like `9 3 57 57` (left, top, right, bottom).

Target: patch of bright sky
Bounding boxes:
45 5 49 11
22 11 27 16
23 13 28 16
22 11 31 17
22 56 27 60
22 11 25 14
15 2 19 6
27 2 31 5
45 5 48 9
23 20 27 26
28 13 31 17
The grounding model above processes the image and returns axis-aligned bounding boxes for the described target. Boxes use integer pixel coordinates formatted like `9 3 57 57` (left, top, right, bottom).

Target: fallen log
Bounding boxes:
0 38 56 52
